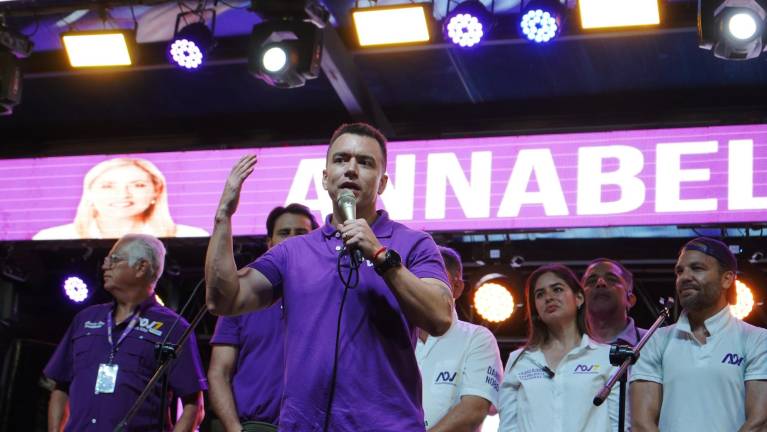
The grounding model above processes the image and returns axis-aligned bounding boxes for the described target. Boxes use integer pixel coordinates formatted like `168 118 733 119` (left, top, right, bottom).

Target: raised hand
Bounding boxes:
216 155 257 219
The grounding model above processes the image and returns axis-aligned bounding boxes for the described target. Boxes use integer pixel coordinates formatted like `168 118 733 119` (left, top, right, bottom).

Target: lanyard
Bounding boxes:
106 308 140 364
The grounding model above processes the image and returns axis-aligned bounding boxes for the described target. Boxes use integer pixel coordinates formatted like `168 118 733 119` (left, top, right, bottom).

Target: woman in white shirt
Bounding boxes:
498 264 622 432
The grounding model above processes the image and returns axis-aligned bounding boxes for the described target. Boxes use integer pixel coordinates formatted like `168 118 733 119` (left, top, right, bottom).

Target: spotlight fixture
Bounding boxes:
168 10 216 70
519 0 564 43
63 276 89 303
61 29 136 68
443 1 492 48
0 25 32 115
473 273 517 323
579 0 660 30
699 0 766 60
352 3 432 47
248 20 323 88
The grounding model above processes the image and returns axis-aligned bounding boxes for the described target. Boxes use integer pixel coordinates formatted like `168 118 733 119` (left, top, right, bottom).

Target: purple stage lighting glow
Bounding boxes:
169 39 204 69
520 8 560 43
447 13 485 47
63 276 88 302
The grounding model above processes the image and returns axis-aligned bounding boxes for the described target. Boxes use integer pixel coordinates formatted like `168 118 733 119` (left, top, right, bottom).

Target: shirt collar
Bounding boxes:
612 317 641 346
111 294 158 317
321 209 394 239
676 305 732 335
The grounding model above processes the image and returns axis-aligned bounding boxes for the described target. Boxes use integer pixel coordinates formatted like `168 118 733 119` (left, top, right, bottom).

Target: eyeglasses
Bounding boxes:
103 254 128 268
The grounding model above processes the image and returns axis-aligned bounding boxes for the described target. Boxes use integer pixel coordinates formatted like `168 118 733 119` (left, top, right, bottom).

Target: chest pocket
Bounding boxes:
116 332 159 377
72 331 101 367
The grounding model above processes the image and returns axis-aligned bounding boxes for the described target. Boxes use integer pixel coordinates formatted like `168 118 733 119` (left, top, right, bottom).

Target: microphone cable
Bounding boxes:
323 247 360 432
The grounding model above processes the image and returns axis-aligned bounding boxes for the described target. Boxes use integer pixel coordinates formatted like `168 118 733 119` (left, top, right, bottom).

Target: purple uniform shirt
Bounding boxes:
44 296 207 432
250 210 449 432
210 299 284 424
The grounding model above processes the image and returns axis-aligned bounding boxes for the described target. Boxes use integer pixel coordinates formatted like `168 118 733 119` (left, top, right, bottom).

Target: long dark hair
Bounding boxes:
524 264 589 350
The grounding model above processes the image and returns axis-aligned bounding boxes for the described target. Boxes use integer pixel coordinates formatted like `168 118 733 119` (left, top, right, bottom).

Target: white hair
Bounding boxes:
117 234 166 285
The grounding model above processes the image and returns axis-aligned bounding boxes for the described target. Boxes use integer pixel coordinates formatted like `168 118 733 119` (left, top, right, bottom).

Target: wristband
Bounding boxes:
373 246 387 261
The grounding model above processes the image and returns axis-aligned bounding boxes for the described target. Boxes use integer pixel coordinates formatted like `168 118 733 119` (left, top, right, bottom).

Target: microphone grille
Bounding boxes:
337 189 356 207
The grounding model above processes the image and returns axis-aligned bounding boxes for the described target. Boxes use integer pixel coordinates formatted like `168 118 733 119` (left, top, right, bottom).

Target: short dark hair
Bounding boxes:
265 203 319 238
438 246 463 279
328 122 388 168
584 258 634 295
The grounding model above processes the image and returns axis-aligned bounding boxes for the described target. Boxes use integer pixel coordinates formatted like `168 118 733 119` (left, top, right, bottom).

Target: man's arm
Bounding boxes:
630 380 662 432
172 391 205 432
47 387 69 432
205 155 274 316
428 395 491 432
738 380 767 432
339 219 452 336
208 345 242 432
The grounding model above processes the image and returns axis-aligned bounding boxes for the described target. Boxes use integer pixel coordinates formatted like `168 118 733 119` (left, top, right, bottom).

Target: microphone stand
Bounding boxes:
593 306 670 432
113 279 207 432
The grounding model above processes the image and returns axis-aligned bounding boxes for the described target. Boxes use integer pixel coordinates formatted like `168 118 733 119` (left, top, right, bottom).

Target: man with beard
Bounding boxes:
581 259 646 346
630 237 767 432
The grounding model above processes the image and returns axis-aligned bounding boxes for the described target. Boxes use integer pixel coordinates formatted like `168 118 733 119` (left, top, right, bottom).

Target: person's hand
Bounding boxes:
337 219 383 261
216 155 257 220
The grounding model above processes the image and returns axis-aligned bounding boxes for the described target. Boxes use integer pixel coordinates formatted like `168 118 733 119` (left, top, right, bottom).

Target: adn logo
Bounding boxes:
721 353 744 366
138 317 164 336
435 371 457 385
573 363 600 374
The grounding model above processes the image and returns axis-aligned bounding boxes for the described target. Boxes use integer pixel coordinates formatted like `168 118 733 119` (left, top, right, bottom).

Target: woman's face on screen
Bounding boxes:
89 164 158 219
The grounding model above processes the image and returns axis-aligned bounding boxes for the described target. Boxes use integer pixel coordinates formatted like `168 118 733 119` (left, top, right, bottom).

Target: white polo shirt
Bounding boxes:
630 306 767 432
498 335 622 432
416 310 503 431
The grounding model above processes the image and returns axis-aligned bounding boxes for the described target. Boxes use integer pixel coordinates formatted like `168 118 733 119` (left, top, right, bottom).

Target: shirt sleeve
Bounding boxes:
745 326 767 381
498 349 523 432
404 232 450 286
248 240 288 298
210 315 241 346
168 322 208 397
629 327 667 385
459 326 503 407
43 314 79 386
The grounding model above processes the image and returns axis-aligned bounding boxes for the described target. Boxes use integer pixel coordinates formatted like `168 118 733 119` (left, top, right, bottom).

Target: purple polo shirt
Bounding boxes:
249 210 449 432
44 296 207 432
210 299 284 424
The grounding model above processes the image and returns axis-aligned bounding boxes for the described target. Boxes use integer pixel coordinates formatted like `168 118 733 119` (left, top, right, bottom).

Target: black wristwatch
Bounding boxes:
374 248 402 276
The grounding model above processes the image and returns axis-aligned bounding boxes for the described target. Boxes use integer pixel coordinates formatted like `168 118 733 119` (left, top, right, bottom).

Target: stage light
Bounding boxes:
520 0 564 43
579 0 661 30
352 3 431 47
168 11 216 70
698 0 766 60
248 20 323 88
473 273 516 323
61 30 135 68
730 280 755 319
63 276 89 303
443 1 491 48
0 26 32 115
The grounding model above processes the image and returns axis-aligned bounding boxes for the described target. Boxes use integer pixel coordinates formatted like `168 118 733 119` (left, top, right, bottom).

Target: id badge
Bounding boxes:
95 363 119 394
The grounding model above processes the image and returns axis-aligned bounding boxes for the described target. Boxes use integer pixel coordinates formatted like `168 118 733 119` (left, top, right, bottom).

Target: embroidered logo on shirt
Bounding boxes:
721 353 744 366
573 363 600 374
486 366 500 391
84 320 105 329
435 371 458 385
518 368 549 380
137 317 164 336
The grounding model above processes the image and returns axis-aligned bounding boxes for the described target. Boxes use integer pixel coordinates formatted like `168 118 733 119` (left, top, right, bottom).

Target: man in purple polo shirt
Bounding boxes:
205 122 453 431
45 234 207 431
208 204 318 431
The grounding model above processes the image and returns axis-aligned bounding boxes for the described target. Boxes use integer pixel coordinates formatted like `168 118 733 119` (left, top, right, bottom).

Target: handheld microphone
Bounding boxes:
337 189 364 264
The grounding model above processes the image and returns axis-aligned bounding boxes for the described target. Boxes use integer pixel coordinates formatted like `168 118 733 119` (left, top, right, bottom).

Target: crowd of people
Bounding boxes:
42 123 767 431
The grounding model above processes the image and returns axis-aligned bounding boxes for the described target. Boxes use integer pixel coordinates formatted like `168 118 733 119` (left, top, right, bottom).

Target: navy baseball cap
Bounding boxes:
681 237 738 273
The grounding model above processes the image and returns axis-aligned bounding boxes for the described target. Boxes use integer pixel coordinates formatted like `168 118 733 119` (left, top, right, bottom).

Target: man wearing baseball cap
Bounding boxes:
630 237 767 432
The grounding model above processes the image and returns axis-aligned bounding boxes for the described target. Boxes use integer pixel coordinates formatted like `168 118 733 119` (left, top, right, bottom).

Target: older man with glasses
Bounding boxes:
44 234 207 432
